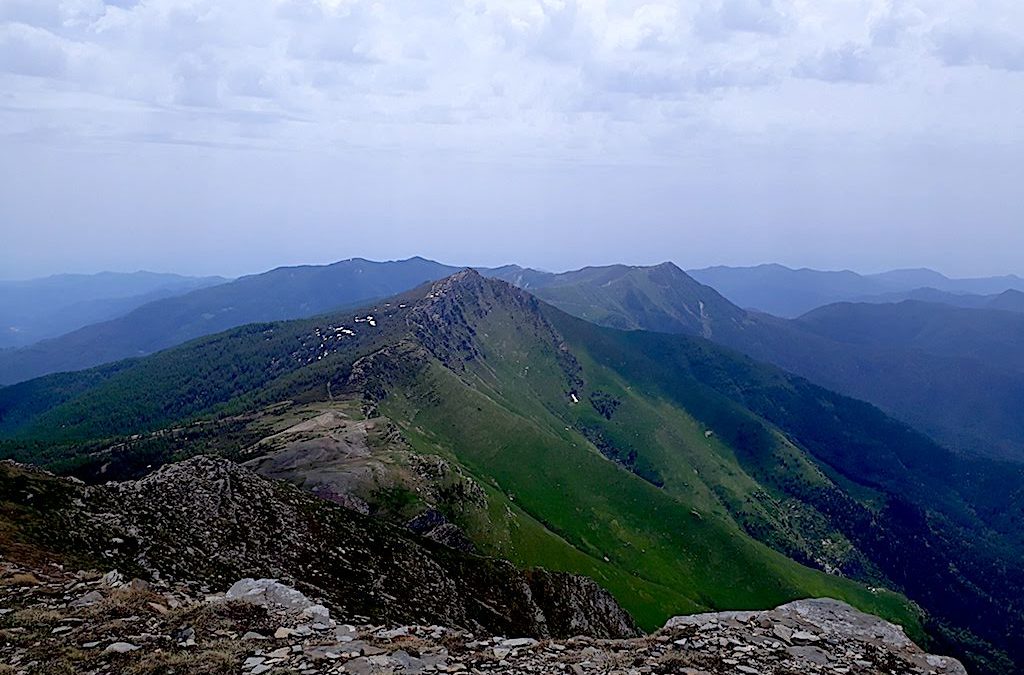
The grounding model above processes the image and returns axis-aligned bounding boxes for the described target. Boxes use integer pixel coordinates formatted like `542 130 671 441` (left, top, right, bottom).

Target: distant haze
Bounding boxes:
2 1 1022 279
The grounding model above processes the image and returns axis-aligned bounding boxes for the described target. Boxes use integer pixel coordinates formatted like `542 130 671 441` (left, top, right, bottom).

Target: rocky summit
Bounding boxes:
0 561 965 675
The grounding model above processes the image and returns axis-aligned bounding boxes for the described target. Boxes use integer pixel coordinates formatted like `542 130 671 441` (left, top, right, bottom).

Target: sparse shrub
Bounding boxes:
372 483 420 515
4 572 42 587
166 598 274 636
85 586 166 621
10 606 63 627
588 391 621 420
125 648 241 675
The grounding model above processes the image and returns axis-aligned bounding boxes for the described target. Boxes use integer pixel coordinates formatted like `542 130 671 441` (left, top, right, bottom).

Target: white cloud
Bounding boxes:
1 0 1023 282
795 43 879 83
0 23 68 77
932 26 1024 72
173 51 221 106
869 1 927 47
695 0 787 39
0 0 62 29
0 0 1021 158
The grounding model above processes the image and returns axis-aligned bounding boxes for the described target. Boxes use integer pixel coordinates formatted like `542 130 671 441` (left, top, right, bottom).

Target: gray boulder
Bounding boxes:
225 578 331 624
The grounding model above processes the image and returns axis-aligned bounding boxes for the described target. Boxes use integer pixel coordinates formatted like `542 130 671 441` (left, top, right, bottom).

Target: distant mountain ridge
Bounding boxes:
850 287 1024 313
489 262 746 338
5 257 1021 385
0 270 226 348
797 300 1024 373
989 289 1024 312
490 262 1024 463
871 268 1024 295
688 263 1024 317
0 257 459 385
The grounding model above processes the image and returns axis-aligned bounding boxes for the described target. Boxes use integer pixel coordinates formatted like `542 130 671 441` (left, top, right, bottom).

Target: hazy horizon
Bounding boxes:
3 255 1024 284
3 1 1023 279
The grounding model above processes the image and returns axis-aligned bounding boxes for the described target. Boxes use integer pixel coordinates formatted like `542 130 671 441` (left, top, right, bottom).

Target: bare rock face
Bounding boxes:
0 458 966 674
527 569 641 641
407 509 477 552
0 458 966 675
0 457 637 640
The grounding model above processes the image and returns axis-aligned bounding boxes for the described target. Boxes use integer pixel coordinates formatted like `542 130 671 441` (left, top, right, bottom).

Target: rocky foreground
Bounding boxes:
0 456 637 640
0 457 968 674
0 562 965 675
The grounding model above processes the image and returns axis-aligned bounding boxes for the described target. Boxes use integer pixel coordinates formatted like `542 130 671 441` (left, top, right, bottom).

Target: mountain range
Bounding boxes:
4 256 1024 463
1 269 1022 673
852 287 1024 312
485 262 1024 463
0 270 225 349
0 258 458 385
688 263 1024 317
3 255 1023 461
8 259 1023 387
798 300 1024 373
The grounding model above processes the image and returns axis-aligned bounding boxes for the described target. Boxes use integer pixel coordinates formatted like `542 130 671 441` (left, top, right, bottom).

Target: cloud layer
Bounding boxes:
1 1 1023 277
3 0 1022 155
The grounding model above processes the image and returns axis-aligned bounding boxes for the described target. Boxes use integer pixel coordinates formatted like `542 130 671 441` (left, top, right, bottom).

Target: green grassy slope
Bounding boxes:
522 262 746 337
516 262 1024 463
0 286 432 441
359 273 922 632
379 356 918 634
546 306 1024 673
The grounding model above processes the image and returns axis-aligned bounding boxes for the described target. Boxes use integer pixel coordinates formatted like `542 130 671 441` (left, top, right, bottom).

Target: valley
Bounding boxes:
492 261 1024 463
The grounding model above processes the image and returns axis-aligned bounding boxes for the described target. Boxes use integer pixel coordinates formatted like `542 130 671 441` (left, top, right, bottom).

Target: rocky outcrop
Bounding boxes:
239 404 490 553
0 457 637 640
663 598 966 674
406 508 476 552
526 569 641 641
0 563 965 675
404 269 583 389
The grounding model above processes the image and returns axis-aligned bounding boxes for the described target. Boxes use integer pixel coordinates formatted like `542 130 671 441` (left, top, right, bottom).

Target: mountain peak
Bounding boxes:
988 288 1024 312
417 268 492 304
650 261 684 273
443 267 485 283
407 269 543 356
511 261 745 338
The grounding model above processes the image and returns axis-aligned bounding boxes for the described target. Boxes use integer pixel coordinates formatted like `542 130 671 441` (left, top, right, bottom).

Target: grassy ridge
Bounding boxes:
379 348 922 636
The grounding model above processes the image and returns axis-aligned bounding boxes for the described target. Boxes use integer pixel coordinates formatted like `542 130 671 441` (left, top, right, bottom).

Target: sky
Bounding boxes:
1 0 1023 280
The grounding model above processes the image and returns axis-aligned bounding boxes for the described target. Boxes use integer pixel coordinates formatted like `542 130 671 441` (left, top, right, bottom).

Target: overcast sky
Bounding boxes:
1 0 1023 279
